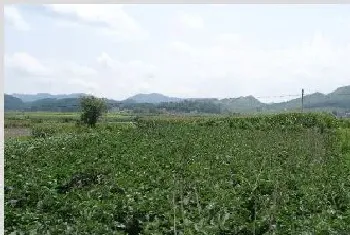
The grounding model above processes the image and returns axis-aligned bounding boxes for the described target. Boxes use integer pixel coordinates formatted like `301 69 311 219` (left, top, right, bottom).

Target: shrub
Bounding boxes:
80 96 107 128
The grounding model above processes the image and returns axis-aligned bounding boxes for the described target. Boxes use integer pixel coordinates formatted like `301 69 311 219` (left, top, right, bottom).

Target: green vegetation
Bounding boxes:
4 112 133 127
5 85 350 115
4 112 350 234
79 96 107 127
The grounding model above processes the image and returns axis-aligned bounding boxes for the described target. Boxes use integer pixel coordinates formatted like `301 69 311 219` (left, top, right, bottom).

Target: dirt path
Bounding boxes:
4 128 31 139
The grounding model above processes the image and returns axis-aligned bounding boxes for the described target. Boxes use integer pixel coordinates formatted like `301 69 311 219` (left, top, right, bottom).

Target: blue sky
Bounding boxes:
4 4 350 101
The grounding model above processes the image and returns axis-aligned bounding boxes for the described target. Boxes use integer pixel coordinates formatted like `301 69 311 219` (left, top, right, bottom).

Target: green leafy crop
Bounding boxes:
5 113 350 234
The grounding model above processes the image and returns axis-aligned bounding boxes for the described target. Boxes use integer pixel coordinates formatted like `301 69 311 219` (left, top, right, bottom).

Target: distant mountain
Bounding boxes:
5 94 24 111
268 85 350 112
125 93 183 104
5 85 350 114
332 85 350 95
27 98 82 112
221 96 263 112
12 93 87 102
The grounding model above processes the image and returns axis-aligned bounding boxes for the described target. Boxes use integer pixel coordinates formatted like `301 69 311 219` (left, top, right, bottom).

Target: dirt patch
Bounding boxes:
4 128 31 139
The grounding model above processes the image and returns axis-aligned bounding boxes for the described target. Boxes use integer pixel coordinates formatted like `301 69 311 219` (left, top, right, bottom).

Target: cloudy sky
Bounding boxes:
4 4 350 102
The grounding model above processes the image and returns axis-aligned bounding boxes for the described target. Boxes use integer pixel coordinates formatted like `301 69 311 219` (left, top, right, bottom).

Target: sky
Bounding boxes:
4 4 350 102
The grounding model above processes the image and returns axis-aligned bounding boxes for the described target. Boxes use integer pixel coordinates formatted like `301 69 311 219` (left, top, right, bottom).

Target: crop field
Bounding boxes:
4 112 134 128
4 113 350 234
4 112 137 139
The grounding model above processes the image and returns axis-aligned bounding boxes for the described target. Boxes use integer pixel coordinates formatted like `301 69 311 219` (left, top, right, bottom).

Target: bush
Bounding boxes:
80 96 107 127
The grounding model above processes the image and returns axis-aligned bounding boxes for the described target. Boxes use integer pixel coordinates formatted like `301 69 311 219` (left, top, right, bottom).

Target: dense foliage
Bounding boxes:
4 113 350 234
80 96 107 127
136 113 342 131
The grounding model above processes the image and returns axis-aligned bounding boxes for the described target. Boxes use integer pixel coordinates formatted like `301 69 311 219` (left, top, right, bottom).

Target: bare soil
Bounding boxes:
4 128 31 139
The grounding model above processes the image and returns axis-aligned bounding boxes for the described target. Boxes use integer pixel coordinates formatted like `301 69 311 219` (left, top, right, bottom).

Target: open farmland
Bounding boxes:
4 112 136 139
4 113 350 234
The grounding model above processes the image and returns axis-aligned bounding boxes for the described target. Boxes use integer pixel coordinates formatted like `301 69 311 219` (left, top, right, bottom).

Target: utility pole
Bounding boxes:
301 88 304 113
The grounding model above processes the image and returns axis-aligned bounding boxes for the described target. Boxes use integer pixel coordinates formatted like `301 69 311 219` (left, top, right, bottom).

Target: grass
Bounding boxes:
4 111 136 139
4 112 350 234
5 112 135 125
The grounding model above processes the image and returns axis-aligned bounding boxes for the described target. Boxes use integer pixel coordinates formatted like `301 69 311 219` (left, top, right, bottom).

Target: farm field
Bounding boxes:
4 112 134 127
4 112 350 234
4 112 136 138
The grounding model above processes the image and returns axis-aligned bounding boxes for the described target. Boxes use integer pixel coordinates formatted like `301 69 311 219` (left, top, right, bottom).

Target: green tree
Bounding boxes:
80 96 107 127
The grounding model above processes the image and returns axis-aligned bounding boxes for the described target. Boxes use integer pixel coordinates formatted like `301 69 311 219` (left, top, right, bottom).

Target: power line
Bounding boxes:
255 93 350 99
254 94 300 99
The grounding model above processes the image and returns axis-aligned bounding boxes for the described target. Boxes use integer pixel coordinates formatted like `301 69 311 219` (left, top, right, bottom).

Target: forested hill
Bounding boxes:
125 93 183 103
268 85 350 112
5 94 24 111
12 93 87 102
5 85 350 114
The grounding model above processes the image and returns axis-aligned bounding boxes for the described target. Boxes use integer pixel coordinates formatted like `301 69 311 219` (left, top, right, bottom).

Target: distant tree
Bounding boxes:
80 96 107 127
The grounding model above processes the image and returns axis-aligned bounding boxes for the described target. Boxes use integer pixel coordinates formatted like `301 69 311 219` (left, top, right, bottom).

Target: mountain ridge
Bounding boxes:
123 93 183 103
5 85 350 113
10 85 350 104
11 93 88 102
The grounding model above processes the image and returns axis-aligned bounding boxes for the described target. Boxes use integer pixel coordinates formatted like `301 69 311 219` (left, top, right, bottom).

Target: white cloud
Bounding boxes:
96 52 121 69
4 5 30 31
170 41 193 53
5 52 51 77
95 52 159 98
67 79 100 93
5 52 101 95
4 5 350 101
60 62 98 77
166 31 350 99
216 33 242 45
177 12 204 29
96 52 157 75
5 52 98 79
53 18 82 29
46 4 149 41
